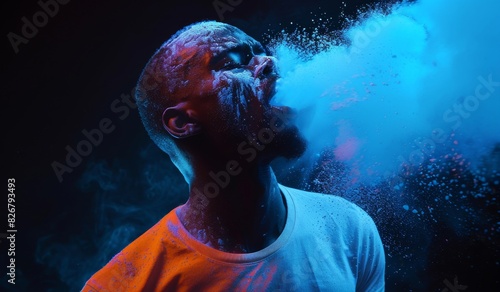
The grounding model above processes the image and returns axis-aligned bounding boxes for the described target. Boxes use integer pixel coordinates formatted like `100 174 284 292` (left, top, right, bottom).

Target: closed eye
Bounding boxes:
212 45 250 70
211 43 268 71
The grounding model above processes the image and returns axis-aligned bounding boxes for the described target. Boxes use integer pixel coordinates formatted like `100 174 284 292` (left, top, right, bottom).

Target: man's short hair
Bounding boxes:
134 20 224 157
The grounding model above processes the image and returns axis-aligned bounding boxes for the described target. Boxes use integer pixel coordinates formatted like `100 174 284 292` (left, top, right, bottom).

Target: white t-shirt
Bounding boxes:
83 184 385 291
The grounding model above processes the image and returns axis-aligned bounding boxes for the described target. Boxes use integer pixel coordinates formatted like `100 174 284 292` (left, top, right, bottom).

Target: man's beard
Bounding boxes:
218 80 307 162
234 116 308 164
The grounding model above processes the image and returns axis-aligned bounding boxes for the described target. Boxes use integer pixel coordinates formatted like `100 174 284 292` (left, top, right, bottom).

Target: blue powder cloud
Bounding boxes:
271 0 500 182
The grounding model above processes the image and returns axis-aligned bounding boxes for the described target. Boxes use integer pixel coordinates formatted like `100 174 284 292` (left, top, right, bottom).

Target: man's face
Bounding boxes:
169 22 306 161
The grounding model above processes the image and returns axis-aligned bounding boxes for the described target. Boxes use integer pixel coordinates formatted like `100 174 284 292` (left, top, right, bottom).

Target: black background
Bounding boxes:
2 0 498 291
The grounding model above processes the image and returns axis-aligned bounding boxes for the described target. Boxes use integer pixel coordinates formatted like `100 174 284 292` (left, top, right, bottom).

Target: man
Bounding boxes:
82 21 385 291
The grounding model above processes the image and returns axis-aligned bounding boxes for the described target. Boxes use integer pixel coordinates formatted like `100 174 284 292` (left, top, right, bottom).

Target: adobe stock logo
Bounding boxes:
442 74 500 130
398 73 499 168
6 0 71 54
213 0 242 21
442 276 467 292
50 64 160 183
51 87 138 183
345 15 391 63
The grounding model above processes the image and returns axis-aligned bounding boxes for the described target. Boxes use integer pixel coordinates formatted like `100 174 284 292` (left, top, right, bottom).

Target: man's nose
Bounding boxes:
249 56 278 79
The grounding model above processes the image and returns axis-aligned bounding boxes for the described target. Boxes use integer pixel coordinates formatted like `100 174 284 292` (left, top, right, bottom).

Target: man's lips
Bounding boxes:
254 58 273 78
261 77 297 121
255 74 297 122
260 75 279 104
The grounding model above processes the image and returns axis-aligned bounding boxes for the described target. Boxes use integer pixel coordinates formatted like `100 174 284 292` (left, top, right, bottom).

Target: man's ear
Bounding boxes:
161 103 202 139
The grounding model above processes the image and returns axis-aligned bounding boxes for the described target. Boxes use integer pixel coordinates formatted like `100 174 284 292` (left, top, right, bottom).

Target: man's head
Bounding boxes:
135 21 306 181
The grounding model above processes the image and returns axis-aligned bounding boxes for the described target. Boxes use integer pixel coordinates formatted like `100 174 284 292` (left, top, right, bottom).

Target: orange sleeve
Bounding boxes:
80 282 99 292
81 215 172 292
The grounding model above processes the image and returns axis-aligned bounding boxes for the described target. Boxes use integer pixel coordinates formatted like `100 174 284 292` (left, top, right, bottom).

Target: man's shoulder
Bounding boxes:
280 184 376 231
82 208 181 291
122 208 178 250
281 185 367 214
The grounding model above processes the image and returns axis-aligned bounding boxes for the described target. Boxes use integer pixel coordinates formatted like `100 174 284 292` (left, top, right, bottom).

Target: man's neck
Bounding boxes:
178 164 287 253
